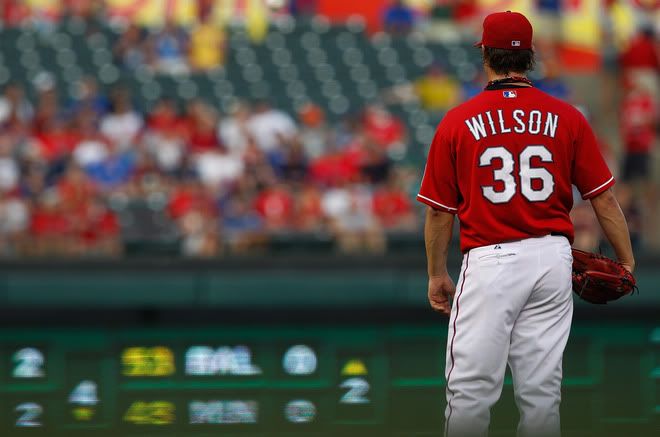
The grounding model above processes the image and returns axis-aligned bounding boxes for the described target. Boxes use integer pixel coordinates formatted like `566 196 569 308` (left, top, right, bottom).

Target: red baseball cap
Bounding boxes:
474 11 533 50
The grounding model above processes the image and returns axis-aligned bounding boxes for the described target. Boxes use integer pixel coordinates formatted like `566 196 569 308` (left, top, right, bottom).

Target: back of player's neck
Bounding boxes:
487 72 531 87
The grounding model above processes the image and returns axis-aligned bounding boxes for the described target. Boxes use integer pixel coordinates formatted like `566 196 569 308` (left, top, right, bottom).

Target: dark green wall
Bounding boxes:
0 253 657 310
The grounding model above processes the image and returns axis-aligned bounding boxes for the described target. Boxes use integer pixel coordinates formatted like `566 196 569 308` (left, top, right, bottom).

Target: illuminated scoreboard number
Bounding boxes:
119 397 179 430
271 344 324 431
65 354 104 427
279 344 320 378
184 344 262 377
271 393 327 432
120 346 176 378
335 352 377 422
7 397 53 433
2 346 52 433
4 346 49 382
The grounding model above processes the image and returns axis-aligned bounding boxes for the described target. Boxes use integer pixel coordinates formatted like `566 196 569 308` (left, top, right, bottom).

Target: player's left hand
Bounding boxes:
428 273 456 316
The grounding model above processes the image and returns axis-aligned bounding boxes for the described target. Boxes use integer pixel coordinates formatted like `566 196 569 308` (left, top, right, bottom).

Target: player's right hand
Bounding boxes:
428 274 456 316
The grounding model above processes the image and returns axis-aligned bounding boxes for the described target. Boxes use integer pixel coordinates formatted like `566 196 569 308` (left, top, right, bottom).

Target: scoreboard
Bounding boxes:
0 325 448 436
0 323 657 436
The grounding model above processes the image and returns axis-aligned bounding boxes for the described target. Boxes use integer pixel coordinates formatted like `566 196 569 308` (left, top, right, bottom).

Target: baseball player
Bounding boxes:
417 11 635 437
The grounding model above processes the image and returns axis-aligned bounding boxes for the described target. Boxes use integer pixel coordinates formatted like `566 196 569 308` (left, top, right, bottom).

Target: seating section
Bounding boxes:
0 18 487 252
0 17 482 165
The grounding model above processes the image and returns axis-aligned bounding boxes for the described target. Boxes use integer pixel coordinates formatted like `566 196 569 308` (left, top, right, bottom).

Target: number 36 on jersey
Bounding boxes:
479 145 555 204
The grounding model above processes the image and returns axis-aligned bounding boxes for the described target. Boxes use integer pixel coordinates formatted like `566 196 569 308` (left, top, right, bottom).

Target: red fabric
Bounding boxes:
36 130 78 161
2 0 30 25
189 127 220 153
620 92 656 153
475 11 533 50
620 34 660 70
58 179 96 210
147 112 187 136
254 188 294 228
309 152 360 186
316 0 388 33
30 208 71 236
294 187 323 229
363 112 405 148
453 1 478 22
373 188 412 228
168 187 215 219
558 45 602 72
81 210 120 243
418 87 614 252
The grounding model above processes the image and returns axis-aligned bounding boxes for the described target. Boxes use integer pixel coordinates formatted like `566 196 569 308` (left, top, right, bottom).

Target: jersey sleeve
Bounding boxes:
572 113 615 200
416 120 459 213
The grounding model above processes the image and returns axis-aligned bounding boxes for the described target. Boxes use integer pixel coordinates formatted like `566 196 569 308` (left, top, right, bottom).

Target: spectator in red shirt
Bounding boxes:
620 83 657 182
33 88 61 134
185 99 222 153
309 146 360 187
1 0 30 27
57 163 96 214
372 174 416 231
294 183 324 232
80 197 121 256
168 178 216 220
29 190 74 256
254 183 295 231
167 178 219 257
143 98 188 173
453 0 478 23
35 119 77 162
619 28 659 98
620 28 659 72
363 104 406 155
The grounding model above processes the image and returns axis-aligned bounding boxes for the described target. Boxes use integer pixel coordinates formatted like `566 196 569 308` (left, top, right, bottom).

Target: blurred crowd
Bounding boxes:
0 78 419 257
0 0 658 258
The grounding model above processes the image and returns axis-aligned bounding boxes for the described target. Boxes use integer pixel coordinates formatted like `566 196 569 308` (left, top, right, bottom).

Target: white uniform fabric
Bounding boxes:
445 235 573 437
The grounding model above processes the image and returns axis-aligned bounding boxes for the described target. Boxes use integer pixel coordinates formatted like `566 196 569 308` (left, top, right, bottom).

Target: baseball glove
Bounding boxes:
571 248 637 304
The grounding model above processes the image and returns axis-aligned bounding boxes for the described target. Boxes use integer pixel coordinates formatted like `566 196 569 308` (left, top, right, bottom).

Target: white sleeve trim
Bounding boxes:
417 194 458 211
582 176 614 197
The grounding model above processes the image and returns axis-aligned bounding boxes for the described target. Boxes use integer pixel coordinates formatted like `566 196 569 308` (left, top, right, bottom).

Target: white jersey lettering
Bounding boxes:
465 114 488 141
465 110 559 139
485 111 497 135
513 109 526 133
528 110 542 135
497 109 511 133
543 113 559 138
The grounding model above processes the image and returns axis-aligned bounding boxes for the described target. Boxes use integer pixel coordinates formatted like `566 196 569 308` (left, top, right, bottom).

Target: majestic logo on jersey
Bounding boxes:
464 109 559 141
503 91 517 98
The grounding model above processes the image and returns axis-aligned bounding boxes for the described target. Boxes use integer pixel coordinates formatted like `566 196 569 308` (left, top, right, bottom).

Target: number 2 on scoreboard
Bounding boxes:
340 377 370 404
12 348 46 378
15 402 43 427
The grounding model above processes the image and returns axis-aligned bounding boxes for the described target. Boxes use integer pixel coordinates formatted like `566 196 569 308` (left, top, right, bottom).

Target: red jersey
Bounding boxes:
417 86 614 252
620 91 656 153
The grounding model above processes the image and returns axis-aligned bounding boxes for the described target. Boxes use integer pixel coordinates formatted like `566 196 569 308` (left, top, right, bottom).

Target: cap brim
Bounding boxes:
473 41 483 48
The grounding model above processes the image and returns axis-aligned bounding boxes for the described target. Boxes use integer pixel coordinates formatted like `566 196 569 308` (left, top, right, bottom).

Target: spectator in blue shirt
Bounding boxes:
384 0 415 35
86 150 135 190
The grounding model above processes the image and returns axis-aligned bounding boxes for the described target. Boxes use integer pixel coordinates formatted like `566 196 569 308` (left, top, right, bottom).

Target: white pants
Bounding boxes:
444 235 573 437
